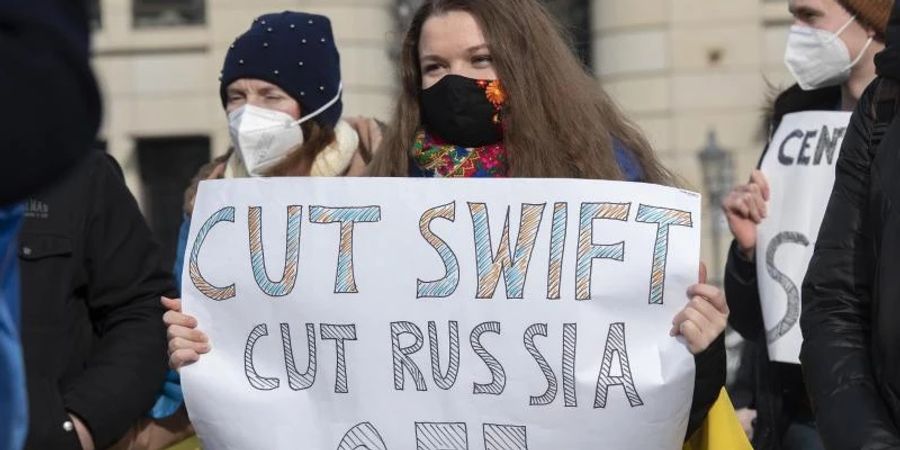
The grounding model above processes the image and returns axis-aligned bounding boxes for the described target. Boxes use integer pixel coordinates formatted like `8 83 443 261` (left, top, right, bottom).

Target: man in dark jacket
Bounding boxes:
801 1 900 447
721 0 893 448
0 1 101 448
19 151 174 450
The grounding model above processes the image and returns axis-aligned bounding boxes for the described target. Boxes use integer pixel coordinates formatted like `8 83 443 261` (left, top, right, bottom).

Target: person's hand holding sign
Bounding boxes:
670 263 729 354
722 169 770 260
162 297 210 370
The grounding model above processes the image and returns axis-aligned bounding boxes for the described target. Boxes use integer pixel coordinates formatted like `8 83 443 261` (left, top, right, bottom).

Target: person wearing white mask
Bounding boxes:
720 1 893 449
215 12 379 180
111 11 383 450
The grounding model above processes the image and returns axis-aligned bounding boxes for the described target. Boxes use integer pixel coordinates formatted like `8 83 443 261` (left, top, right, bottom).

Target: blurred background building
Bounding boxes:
88 0 793 280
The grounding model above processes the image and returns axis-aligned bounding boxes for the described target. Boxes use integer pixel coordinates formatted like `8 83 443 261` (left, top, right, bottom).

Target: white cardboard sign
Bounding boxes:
181 177 702 449
757 111 851 363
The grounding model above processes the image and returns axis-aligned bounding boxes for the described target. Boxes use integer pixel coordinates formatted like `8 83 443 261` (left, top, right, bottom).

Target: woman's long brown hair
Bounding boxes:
368 0 676 185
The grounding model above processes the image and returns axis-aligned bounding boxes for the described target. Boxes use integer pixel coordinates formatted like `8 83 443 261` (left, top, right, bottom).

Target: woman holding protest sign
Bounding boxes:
125 11 381 450
164 0 733 444
367 2 729 439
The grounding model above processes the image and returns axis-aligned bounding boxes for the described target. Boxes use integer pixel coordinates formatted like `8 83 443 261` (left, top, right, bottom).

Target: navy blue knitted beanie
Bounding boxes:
220 11 342 128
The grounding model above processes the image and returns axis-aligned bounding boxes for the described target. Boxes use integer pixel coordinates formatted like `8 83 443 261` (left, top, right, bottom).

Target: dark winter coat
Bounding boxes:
19 152 174 449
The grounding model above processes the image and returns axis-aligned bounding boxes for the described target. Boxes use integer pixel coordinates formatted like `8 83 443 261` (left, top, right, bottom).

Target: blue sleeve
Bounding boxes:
149 370 183 419
172 215 191 294
612 138 644 182
149 215 190 419
0 204 27 450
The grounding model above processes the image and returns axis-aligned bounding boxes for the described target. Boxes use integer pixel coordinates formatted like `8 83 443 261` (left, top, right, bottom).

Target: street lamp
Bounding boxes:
697 130 734 286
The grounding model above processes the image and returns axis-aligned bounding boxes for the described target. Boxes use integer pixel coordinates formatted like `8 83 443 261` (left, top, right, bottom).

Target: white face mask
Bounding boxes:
784 15 874 91
227 83 343 177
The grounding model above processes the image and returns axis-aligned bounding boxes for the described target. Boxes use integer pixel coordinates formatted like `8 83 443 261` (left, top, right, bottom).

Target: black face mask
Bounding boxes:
420 74 504 147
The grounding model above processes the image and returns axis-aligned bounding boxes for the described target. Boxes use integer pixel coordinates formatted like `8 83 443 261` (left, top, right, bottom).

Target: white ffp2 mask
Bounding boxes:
784 16 873 91
227 83 343 177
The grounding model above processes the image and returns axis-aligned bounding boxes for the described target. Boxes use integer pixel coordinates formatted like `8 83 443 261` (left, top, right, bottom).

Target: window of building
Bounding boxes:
136 136 210 271
132 0 206 29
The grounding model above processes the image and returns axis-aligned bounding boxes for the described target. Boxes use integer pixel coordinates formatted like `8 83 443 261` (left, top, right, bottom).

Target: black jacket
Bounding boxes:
689 334 726 440
801 4 900 446
724 83 841 450
19 152 174 449
801 81 900 450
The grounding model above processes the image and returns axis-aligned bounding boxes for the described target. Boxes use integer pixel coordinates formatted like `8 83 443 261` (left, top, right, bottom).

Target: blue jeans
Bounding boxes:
782 421 825 450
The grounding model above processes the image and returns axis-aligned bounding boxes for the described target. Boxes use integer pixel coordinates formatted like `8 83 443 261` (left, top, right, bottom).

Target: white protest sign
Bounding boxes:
181 177 702 449
757 111 851 364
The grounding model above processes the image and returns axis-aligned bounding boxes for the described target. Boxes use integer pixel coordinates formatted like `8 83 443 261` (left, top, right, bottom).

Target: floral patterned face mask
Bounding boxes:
419 75 506 147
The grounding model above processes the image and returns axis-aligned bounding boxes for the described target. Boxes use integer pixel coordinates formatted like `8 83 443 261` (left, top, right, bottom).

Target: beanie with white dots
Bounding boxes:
219 11 343 128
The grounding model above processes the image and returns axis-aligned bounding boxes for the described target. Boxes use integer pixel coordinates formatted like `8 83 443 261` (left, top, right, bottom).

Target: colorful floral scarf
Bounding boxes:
410 132 646 181
410 130 508 177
